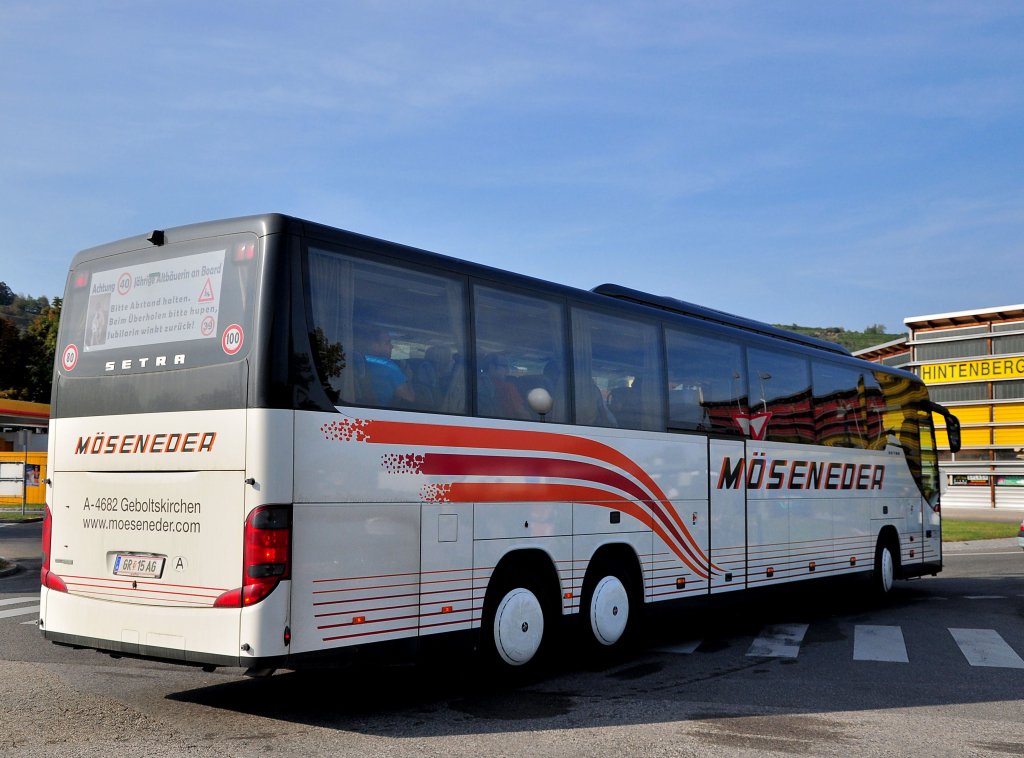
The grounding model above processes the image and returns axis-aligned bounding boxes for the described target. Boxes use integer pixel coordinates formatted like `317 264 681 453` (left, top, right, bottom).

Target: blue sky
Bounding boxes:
2 1 1022 334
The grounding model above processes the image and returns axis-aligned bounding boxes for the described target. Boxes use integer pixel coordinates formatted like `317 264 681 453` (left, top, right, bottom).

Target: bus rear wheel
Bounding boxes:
588 575 630 646
487 582 548 668
580 559 640 655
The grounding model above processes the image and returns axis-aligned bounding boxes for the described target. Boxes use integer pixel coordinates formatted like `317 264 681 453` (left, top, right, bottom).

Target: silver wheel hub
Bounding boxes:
590 575 629 646
493 588 544 666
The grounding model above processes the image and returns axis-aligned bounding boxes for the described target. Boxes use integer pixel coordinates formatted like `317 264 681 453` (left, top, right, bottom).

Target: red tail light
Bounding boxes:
233 242 256 262
214 505 291 608
40 505 67 593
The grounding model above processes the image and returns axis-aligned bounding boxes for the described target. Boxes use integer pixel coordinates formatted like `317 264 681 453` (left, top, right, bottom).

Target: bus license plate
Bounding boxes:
113 554 165 578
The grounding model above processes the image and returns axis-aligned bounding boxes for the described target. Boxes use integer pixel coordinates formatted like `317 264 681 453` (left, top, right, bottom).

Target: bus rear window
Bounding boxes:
59 234 259 377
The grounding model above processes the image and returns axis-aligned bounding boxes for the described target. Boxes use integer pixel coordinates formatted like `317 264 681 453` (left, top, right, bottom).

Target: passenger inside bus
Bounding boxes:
359 327 415 406
478 352 530 419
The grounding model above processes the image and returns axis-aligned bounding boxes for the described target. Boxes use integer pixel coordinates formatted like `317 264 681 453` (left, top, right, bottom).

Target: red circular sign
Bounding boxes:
117 272 133 296
62 344 79 372
221 324 244 356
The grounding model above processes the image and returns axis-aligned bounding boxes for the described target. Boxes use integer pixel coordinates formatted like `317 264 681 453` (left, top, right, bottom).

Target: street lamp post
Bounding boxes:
19 428 28 516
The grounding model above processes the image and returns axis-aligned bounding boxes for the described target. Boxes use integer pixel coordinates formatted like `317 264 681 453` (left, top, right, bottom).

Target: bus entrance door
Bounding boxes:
709 439 747 593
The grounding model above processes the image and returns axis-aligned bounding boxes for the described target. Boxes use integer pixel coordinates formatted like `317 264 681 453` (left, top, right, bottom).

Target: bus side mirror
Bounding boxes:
945 415 961 454
924 399 961 454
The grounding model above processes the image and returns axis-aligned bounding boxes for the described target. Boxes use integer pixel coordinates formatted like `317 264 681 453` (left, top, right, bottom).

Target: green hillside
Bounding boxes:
773 324 903 353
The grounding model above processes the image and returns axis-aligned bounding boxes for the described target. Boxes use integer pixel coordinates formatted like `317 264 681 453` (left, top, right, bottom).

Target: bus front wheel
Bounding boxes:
872 537 897 596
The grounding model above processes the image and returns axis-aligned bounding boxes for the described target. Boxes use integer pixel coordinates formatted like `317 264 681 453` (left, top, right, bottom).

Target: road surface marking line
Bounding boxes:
853 625 909 663
949 628 1024 669
0 604 40 620
746 623 809 658
964 595 1007 600
652 639 702 655
946 551 1022 557
0 597 38 608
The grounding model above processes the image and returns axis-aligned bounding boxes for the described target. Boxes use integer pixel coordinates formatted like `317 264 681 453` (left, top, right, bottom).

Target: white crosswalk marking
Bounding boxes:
651 622 1024 670
746 623 808 658
0 604 39 621
0 598 37 608
950 628 1024 669
652 639 702 655
854 625 909 663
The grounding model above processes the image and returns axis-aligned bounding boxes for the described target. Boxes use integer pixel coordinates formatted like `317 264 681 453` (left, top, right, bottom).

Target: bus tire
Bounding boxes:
580 555 641 655
872 534 898 596
484 575 552 670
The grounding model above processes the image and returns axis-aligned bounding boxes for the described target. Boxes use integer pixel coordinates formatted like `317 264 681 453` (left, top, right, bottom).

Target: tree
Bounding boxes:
23 298 61 402
0 316 26 398
0 288 61 402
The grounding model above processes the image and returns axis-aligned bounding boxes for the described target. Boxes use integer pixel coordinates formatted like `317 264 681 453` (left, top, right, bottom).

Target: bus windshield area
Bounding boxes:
58 233 260 378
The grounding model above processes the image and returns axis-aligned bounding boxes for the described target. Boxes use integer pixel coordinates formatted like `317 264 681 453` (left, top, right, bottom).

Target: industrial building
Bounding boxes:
857 303 1024 509
0 399 48 509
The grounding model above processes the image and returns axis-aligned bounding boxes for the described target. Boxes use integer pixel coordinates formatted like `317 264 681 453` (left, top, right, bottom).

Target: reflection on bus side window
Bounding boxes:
473 287 568 423
571 309 664 430
918 410 940 505
812 362 869 449
873 370 936 500
307 248 468 413
665 328 748 434
747 348 813 444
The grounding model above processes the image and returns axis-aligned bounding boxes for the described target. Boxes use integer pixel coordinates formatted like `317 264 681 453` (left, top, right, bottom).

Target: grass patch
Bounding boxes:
0 509 45 521
942 520 1019 542
0 558 9 571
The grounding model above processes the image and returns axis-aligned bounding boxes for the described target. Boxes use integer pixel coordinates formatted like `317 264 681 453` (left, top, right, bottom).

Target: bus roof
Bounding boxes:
593 283 852 357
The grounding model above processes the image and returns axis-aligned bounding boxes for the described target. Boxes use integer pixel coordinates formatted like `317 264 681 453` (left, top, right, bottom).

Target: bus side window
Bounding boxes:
918 410 940 506
665 327 748 435
747 348 813 444
307 247 468 413
571 309 663 430
812 363 868 448
473 287 569 423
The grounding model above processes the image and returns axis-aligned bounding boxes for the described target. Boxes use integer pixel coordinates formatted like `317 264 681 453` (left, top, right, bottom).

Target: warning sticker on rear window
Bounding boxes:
83 250 226 352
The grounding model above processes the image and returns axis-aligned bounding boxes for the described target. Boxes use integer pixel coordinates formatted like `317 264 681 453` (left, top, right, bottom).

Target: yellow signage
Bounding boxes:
920 356 1024 385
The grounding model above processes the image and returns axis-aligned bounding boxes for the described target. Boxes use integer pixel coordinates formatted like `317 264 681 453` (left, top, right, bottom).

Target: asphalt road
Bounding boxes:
1 520 1023 757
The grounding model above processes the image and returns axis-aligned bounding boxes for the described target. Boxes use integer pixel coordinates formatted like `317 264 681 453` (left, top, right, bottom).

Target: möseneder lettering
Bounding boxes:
74 432 217 454
717 456 885 491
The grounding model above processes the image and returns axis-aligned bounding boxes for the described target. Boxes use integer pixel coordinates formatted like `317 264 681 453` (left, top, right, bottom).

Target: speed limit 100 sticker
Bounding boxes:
221 324 244 356
62 344 79 371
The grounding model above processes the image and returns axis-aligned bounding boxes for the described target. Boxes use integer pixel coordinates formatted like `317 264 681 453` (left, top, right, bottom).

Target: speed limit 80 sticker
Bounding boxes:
221 324 244 356
62 343 79 371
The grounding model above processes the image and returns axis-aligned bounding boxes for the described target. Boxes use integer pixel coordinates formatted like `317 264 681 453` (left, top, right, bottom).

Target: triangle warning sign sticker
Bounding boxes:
198 278 215 303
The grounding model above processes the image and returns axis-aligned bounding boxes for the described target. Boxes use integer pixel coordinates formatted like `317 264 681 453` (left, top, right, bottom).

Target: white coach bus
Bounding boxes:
40 214 961 674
